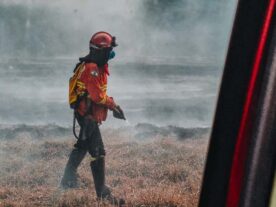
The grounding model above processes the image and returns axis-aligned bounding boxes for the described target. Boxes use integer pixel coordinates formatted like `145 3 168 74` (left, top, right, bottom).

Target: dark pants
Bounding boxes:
74 113 105 158
61 113 105 188
61 113 125 206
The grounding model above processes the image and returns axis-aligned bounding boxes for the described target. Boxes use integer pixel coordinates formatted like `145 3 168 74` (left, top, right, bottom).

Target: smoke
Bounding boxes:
0 0 237 64
0 3 236 204
0 0 141 59
0 0 237 127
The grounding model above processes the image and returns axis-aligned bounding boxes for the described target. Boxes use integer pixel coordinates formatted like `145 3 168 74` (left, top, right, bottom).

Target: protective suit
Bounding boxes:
61 32 125 206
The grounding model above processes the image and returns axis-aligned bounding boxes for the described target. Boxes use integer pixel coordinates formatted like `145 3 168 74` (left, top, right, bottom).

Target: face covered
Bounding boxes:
109 50 116 60
91 47 115 67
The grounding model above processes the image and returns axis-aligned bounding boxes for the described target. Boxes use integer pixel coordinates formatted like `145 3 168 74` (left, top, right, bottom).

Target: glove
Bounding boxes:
113 105 126 120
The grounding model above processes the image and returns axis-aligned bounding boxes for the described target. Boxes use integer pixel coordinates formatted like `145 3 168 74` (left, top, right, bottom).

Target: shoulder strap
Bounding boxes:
73 62 82 72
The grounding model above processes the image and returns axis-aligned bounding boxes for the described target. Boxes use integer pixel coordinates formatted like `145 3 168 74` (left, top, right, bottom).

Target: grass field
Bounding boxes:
0 125 208 207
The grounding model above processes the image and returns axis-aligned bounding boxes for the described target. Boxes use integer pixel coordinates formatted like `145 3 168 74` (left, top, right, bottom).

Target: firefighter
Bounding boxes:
61 31 125 206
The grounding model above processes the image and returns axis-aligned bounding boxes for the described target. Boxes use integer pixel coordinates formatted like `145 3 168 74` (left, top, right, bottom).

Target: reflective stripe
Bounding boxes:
76 91 86 96
90 157 97 162
98 96 107 104
76 80 86 89
77 80 85 86
69 96 77 104
77 64 85 79
100 85 107 91
90 155 105 162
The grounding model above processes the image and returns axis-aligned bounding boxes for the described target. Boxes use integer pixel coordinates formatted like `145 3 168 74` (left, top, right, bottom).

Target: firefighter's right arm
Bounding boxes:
81 67 116 110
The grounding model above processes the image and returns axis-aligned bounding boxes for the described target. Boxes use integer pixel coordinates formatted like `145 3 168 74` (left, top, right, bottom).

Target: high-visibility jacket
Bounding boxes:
76 63 116 123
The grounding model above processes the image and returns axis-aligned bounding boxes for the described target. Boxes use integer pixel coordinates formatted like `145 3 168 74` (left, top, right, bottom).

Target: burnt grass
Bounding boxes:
0 125 208 207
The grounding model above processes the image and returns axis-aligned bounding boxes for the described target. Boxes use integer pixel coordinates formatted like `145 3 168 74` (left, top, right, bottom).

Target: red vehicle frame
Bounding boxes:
199 0 276 206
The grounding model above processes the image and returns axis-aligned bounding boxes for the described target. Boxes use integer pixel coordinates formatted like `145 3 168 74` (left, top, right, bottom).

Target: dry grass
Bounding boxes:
0 126 208 207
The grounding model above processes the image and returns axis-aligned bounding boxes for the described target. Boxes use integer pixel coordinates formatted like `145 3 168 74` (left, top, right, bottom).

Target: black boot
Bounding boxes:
60 148 87 189
90 157 125 206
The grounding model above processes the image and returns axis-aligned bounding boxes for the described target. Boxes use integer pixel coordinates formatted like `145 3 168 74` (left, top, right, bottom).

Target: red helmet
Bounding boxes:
89 31 118 49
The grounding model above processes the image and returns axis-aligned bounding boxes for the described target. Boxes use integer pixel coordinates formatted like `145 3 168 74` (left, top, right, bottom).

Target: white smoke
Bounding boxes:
0 0 238 127
0 0 237 65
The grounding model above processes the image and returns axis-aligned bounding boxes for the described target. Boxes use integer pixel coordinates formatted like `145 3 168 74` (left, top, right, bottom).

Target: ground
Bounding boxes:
0 125 208 207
